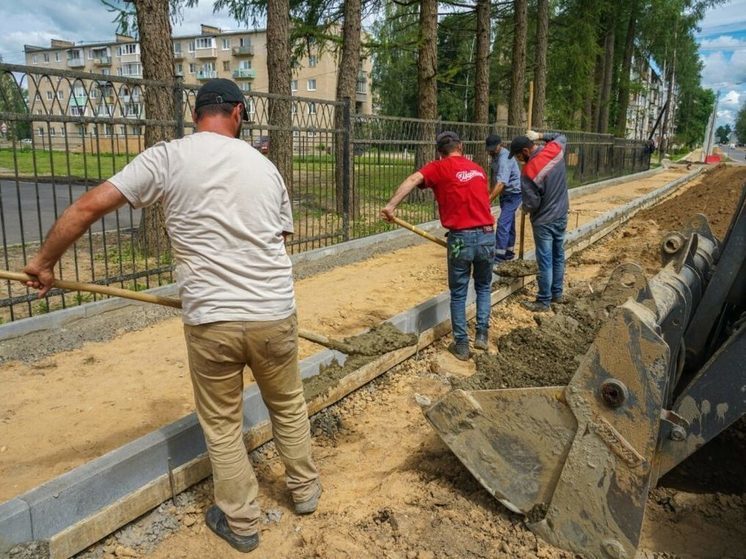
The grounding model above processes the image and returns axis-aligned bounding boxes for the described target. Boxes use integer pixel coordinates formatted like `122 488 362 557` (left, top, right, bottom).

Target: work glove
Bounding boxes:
526 130 541 142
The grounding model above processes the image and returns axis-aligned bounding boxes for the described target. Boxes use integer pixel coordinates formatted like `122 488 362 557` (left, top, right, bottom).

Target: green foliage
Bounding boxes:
0 65 32 140
715 124 732 144
370 1 419 118
735 104 746 146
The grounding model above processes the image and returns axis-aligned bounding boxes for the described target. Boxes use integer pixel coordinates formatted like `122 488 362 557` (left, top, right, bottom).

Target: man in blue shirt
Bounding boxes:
486 134 522 265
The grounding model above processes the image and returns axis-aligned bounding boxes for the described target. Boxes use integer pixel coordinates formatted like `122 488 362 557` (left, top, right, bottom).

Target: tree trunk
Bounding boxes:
614 1 638 137
131 0 175 259
532 0 549 130
597 20 615 134
473 0 491 169
267 0 293 198
508 0 527 127
334 0 362 215
415 0 438 170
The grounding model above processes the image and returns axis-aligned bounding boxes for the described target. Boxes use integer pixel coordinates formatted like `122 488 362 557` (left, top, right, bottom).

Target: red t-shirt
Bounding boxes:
419 156 493 230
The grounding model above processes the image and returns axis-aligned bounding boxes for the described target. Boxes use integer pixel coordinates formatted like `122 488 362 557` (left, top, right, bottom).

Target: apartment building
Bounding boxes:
23 25 373 147
624 54 678 145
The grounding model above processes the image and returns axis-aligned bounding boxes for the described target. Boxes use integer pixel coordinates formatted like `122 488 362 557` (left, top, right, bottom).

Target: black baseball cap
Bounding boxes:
436 131 461 150
195 78 249 121
485 134 502 150
508 135 534 159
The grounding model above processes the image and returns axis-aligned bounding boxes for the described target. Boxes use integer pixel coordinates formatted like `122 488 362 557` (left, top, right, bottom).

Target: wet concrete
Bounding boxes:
493 260 539 278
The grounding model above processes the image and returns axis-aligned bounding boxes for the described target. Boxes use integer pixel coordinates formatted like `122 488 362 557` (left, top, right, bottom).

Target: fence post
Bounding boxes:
173 75 184 139
342 96 352 242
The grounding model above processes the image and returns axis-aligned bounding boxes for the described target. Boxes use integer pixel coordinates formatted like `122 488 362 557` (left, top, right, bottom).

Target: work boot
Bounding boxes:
505 250 516 261
205 506 260 553
448 341 471 361
295 481 322 515
551 295 567 304
474 330 489 350
522 300 551 313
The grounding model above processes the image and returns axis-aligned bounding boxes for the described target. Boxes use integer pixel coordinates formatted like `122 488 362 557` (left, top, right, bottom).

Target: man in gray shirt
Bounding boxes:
509 131 569 312
486 134 522 264
21 79 320 554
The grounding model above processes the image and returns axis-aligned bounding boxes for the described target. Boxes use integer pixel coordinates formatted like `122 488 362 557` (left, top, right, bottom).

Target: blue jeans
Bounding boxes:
532 217 567 305
447 229 495 344
495 192 522 261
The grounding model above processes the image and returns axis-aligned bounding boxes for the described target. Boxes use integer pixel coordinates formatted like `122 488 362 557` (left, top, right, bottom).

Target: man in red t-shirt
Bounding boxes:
381 131 495 360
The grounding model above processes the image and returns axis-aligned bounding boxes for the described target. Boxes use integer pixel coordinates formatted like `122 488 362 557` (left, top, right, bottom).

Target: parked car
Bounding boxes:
252 135 270 154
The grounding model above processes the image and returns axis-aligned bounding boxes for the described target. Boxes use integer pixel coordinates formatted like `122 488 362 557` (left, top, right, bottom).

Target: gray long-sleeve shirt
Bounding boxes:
521 133 569 226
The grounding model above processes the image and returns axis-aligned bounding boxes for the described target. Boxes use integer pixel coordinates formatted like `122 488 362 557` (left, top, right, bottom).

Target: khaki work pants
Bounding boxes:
184 313 319 536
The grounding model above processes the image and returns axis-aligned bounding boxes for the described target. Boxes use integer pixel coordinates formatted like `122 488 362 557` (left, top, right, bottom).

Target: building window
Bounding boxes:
101 68 111 75
246 99 254 116
57 90 64 100
309 55 317 68
239 37 251 47
356 72 367 95
307 79 316 91
117 43 139 56
222 38 230 50
175 63 183 75
189 63 196 74
223 61 230 71
308 102 316 115
292 102 297 115
188 40 195 52
239 60 252 69
37 127 44 136
46 91 53 100
43 53 49 62
55 52 60 62
49 127 56 136
31 55 39 64
173 42 182 54
291 80 298 92
195 37 214 49
240 82 251 92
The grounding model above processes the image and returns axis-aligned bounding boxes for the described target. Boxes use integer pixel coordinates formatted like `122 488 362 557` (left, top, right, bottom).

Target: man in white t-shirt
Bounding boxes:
21 79 320 554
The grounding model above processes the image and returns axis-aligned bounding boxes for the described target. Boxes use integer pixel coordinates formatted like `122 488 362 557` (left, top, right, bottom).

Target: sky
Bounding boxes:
697 0 746 129
1 0 745 129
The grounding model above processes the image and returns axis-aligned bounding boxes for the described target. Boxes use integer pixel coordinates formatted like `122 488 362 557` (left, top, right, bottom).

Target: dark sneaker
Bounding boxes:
474 331 489 350
205 505 260 553
505 251 516 260
295 481 322 515
522 300 551 313
551 295 567 304
448 342 471 361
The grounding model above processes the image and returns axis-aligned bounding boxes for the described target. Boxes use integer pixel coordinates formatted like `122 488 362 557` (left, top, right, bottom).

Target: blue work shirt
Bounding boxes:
489 148 521 195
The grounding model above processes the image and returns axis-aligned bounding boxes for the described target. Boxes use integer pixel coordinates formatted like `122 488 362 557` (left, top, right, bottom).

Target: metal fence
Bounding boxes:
0 62 651 322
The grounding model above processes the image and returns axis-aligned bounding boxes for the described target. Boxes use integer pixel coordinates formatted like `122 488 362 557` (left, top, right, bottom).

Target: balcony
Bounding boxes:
71 95 88 106
195 48 217 59
67 58 85 68
232 45 254 56
233 68 256 80
93 56 112 66
197 70 218 80
173 50 184 60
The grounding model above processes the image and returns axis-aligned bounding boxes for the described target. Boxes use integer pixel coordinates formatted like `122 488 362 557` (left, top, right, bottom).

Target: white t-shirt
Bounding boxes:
109 131 295 325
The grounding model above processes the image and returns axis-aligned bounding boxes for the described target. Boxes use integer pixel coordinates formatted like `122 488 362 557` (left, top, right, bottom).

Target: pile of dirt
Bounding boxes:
460 288 624 391
637 164 746 239
493 259 538 278
342 322 418 356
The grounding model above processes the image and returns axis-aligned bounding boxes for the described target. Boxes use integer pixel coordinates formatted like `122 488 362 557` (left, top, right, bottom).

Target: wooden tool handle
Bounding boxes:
298 328 332 346
391 216 448 248
518 210 526 260
0 270 182 309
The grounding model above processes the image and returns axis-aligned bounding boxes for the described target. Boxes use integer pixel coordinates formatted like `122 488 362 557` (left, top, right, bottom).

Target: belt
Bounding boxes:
449 225 494 233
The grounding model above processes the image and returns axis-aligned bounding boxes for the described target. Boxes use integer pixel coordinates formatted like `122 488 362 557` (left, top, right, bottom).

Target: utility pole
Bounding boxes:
702 90 720 163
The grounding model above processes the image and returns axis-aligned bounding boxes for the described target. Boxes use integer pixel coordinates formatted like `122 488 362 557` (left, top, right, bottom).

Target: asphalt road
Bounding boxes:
722 145 746 164
0 180 140 246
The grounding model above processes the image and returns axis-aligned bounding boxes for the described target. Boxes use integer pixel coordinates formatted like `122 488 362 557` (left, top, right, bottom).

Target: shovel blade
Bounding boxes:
424 387 577 513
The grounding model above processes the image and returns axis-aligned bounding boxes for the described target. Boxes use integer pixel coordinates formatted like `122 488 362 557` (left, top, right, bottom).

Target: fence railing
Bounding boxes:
0 62 651 322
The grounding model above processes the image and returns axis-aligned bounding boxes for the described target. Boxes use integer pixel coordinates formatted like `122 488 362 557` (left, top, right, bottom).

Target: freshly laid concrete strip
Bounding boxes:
0 167 664 343
0 166 700 557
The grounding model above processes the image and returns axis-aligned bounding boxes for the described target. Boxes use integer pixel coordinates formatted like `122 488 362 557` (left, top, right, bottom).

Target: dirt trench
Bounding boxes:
37 164 743 559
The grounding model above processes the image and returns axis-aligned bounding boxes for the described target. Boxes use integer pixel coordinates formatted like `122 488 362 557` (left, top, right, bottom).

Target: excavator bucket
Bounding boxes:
425 387 575 514
424 192 746 559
